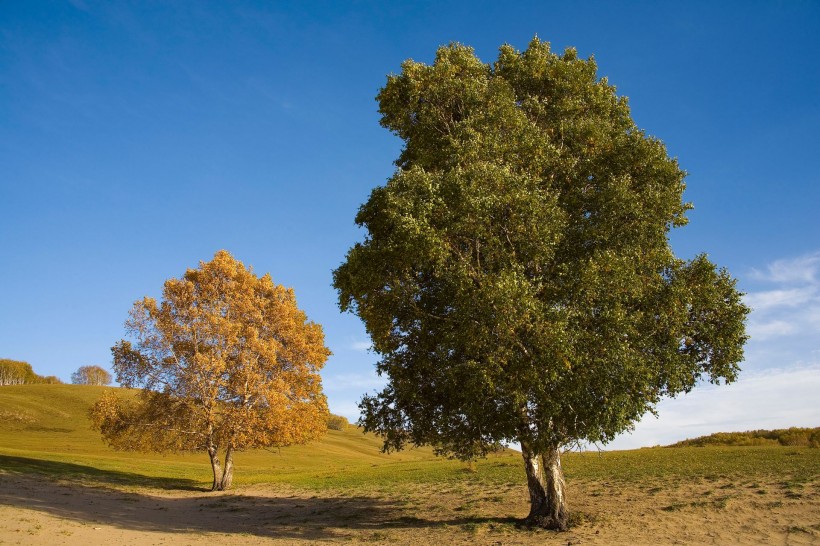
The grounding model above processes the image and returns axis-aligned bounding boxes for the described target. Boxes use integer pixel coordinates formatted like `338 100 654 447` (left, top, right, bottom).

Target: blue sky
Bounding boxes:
1 1 818 450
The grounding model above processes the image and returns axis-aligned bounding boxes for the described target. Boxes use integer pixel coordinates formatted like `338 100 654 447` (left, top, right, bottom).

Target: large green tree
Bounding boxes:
333 39 749 530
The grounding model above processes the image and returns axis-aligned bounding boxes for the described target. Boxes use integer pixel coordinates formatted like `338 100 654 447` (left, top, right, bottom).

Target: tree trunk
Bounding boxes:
207 445 224 492
218 446 234 490
521 443 569 530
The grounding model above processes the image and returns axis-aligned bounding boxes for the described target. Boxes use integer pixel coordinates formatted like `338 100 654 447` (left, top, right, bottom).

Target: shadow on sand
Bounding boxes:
0 455 518 541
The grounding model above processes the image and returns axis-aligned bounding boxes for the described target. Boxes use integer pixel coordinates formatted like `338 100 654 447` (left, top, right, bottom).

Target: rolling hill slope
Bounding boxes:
0 384 499 489
1 384 817 493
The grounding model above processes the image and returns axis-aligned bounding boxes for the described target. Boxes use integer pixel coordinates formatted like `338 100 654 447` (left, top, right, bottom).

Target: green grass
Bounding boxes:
1 384 818 493
0 384 483 490
565 444 820 485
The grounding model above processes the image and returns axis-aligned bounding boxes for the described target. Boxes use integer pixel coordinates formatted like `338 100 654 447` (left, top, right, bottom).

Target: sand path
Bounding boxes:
0 472 817 545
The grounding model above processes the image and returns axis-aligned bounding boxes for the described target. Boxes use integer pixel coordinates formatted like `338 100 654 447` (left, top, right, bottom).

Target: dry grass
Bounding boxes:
1 384 818 545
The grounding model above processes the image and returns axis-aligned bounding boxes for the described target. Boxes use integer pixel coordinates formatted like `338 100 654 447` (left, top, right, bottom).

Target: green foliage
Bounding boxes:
333 38 749 459
327 413 350 431
669 428 820 448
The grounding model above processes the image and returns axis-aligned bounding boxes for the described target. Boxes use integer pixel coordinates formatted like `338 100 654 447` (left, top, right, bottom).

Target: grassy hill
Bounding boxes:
0 384 512 490
1 384 818 493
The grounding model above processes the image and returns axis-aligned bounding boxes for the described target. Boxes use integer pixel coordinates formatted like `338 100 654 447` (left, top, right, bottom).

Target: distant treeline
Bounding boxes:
670 427 820 448
0 358 62 386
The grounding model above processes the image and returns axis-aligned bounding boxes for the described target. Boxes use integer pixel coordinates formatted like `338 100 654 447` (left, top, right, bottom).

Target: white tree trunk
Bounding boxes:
521 442 569 530
207 445 224 492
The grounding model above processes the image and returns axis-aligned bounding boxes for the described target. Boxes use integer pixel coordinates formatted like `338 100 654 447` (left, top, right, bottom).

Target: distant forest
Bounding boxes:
0 358 61 386
669 427 820 448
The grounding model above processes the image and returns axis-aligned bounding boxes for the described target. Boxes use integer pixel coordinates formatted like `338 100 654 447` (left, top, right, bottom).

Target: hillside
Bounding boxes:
0 384 488 489
2 384 818 490
668 427 820 448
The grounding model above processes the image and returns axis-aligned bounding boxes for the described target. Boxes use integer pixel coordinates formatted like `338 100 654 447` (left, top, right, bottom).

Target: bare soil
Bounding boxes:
0 471 818 545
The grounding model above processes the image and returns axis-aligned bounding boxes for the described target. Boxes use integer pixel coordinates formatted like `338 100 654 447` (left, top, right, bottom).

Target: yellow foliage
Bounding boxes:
92 250 330 489
327 413 350 431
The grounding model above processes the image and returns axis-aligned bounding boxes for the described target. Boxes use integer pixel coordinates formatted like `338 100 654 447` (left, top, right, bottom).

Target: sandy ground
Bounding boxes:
0 471 818 545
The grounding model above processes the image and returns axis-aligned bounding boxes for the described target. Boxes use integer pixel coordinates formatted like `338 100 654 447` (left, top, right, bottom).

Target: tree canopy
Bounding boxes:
0 358 61 385
72 365 112 386
91 250 330 490
333 38 749 529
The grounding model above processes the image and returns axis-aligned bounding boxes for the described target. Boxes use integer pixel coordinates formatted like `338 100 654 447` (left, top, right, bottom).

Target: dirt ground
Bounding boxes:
0 472 817 545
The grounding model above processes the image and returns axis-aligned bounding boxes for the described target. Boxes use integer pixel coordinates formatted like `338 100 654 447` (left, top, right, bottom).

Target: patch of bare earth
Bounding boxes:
0 472 817 545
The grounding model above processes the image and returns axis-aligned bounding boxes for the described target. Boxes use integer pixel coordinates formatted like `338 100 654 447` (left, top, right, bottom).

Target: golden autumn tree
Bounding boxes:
72 365 112 386
91 250 330 491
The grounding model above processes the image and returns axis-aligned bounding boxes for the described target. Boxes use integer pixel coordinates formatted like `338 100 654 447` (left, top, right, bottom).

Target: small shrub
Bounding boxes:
327 413 349 431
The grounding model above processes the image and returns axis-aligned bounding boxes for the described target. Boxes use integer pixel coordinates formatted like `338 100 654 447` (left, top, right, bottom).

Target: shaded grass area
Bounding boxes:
0 454 200 490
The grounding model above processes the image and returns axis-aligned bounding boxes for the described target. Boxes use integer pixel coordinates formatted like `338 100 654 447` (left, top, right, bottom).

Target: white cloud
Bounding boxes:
326 400 363 423
744 287 816 311
747 319 798 340
751 252 820 284
743 251 820 341
807 306 820 333
608 365 820 450
322 372 386 392
350 340 372 352
607 251 820 450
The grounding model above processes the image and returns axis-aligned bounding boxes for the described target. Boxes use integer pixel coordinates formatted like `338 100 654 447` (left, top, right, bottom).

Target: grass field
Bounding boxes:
0 384 818 545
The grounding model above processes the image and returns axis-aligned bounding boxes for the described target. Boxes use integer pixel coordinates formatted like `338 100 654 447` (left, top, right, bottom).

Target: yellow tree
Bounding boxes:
72 365 112 385
91 250 330 490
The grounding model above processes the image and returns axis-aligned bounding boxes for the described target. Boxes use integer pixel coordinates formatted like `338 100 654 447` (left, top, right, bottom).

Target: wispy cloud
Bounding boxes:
322 372 385 392
744 287 815 312
750 252 820 284
350 340 372 352
744 251 820 341
747 319 798 340
326 400 363 423
609 364 820 450
608 251 820 449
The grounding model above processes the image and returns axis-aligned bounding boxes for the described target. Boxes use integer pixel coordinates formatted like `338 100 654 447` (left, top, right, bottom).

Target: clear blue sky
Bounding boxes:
2 1 818 449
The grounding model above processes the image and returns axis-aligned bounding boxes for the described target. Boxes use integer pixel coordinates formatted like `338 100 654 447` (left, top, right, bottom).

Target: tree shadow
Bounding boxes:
0 454 201 490
0 456 524 541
